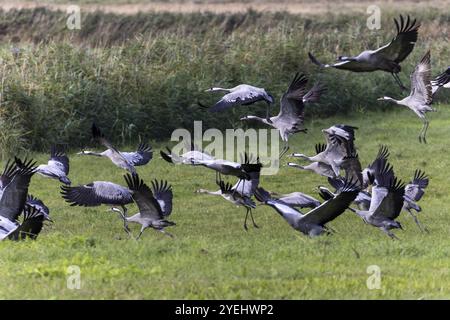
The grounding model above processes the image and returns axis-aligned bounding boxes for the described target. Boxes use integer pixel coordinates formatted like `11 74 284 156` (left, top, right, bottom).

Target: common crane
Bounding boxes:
199 84 274 120
403 169 429 232
83 123 137 174
291 125 358 175
377 51 436 143
309 15 420 90
255 177 359 237
350 161 405 239
60 181 133 234
241 73 326 157
197 178 258 230
123 173 175 239
162 147 259 182
79 142 152 167
36 145 71 185
288 143 336 178
267 191 321 209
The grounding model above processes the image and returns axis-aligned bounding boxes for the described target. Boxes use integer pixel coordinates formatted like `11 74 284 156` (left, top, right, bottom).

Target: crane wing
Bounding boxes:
0 157 36 222
122 142 153 166
300 178 359 225
302 82 327 104
124 173 164 221
92 123 136 174
49 145 70 175
410 51 432 105
61 181 132 206
9 204 45 240
209 87 268 112
373 15 420 63
404 169 428 202
151 180 173 217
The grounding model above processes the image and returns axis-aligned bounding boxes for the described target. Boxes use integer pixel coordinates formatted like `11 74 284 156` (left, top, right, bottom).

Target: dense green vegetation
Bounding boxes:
0 8 448 155
1 108 449 299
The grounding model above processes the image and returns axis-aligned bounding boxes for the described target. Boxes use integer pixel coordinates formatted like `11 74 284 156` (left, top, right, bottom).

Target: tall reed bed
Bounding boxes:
0 8 448 154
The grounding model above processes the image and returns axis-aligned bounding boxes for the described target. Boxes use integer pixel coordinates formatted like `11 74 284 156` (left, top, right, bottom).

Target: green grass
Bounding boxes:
1 105 449 299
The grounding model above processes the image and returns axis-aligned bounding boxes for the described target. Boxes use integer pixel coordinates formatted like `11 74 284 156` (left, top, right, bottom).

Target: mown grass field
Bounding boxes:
1 104 450 299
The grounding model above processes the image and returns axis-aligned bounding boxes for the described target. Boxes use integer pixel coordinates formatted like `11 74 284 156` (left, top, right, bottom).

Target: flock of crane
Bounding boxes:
0 14 449 241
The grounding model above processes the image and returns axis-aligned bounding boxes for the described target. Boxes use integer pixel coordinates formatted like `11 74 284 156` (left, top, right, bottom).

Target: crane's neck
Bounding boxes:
379 96 403 105
208 87 230 92
241 115 271 125
79 150 104 157
196 189 221 196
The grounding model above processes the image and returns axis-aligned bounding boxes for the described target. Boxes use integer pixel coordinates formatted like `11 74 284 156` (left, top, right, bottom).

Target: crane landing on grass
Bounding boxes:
377 51 435 143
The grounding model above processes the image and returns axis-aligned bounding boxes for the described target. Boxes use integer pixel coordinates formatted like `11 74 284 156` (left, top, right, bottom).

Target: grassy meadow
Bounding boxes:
0 1 449 299
1 105 450 299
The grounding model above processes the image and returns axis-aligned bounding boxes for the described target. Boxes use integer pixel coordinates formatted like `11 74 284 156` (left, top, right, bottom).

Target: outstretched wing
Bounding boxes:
372 177 405 220
209 86 268 112
301 178 359 225
61 182 132 207
9 204 45 240
0 157 36 222
374 15 420 63
404 169 428 202
92 123 136 174
122 142 153 166
0 160 17 191
410 51 432 105
124 173 163 220
302 82 327 104
276 73 307 132
151 180 173 216
50 145 70 175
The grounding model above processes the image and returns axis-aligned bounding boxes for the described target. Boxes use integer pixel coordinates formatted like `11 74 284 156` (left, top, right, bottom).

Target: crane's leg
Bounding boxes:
136 226 145 240
249 209 259 228
279 141 289 159
407 209 429 233
391 73 408 91
243 208 249 231
418 117 428 144
111 207 132 236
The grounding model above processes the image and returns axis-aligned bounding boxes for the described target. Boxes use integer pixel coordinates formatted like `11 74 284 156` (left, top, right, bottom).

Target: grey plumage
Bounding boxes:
378 51 435 143
81 123 137 174
61 180 133 235
196 158 262 230
309 15 420 89
351 160 405 239
291 124 357 176
403 169 429 232
124 173 175 239
36 145 71 185
200 84 274 120
163 146 260 181
241 73 326 157
268 191 321 209
61 181 133 207
255 177 359 237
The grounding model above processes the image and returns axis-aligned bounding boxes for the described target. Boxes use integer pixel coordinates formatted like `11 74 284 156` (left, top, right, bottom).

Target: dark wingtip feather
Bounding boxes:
160 149 173 164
